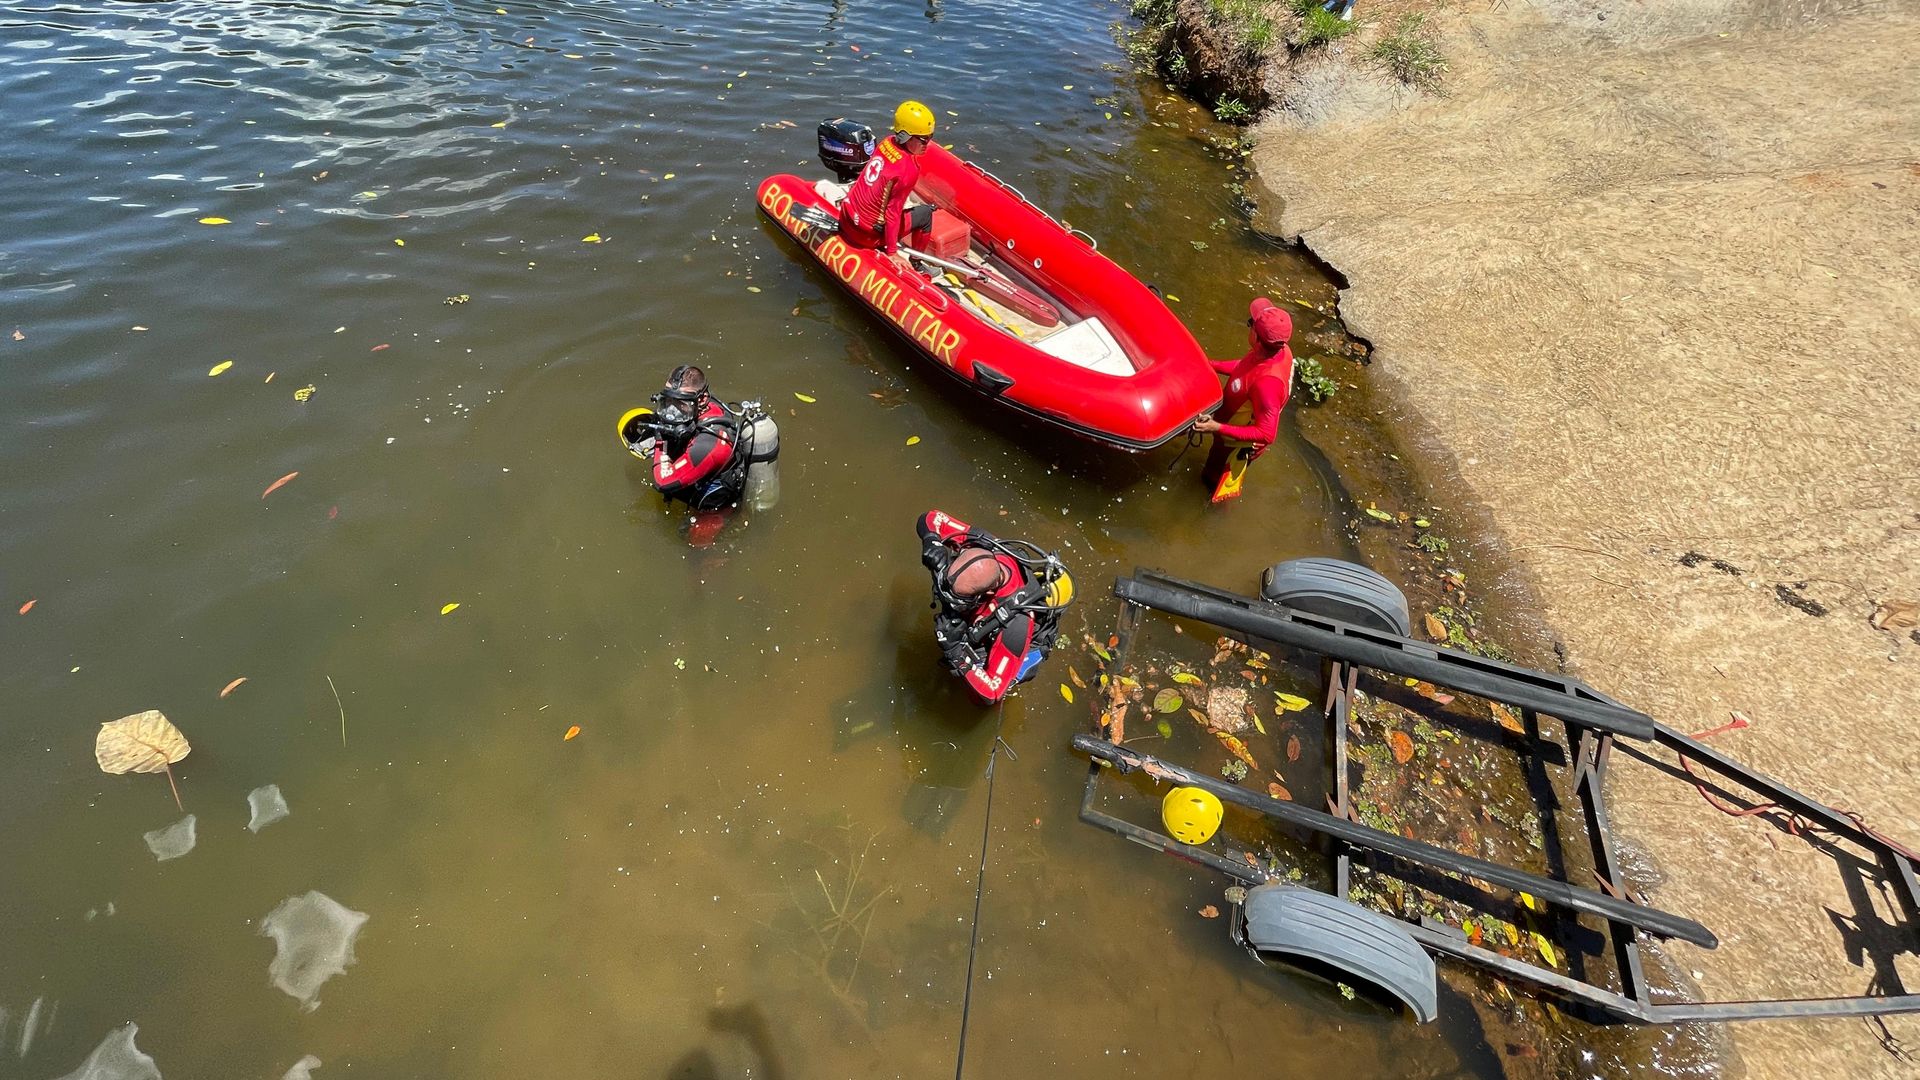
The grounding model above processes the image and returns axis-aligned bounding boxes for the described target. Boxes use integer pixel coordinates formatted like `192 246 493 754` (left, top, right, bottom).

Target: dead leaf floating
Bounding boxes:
219 677 248 698
563 725 581 741
1424 613 1447 642
1152 688 1184 713
1388 730 1415 765
1198 905 1220 919
261 471 299 499
96 710 192 810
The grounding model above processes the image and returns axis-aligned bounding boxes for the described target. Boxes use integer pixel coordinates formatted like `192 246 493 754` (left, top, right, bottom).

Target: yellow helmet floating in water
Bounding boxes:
893 99 936 137
1162 786 1224 846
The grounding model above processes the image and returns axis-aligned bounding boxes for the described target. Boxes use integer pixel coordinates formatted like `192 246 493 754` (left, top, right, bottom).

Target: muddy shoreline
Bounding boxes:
1132 0 1920 1077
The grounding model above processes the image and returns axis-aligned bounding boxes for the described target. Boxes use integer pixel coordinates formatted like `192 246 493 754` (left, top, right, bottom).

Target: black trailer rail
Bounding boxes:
1074 567 1920 1023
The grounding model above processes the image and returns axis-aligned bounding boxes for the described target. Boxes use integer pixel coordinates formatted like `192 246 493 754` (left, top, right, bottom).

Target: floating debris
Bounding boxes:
246 785 290 833
261 891 369 1011
143 815 197 861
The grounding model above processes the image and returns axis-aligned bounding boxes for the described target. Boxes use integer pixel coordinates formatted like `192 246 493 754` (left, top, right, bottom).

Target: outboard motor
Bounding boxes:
737 400 781 512
817 118 875 183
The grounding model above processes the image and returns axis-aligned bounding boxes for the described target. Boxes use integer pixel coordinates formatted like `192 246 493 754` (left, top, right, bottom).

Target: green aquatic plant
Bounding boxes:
1295 356 1338 402
1213 95 1252 123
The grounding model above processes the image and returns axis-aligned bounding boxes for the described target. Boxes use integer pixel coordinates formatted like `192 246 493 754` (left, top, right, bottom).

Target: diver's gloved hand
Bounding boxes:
922 539 952 575
633 436 658 456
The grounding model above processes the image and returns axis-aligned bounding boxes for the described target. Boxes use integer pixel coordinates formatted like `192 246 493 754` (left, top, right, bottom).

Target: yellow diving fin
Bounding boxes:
1211 447 1252 504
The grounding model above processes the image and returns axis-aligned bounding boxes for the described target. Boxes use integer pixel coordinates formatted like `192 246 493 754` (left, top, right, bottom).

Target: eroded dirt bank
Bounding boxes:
1246 1 1920 1077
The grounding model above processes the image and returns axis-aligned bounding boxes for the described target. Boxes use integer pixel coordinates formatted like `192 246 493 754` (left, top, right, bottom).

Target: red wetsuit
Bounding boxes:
916 509 1035 704
1203 335 1293 485
651 399 739 507
841 135 922 254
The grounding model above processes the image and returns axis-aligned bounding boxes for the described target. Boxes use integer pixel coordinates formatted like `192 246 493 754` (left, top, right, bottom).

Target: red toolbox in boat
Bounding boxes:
915 209 971 260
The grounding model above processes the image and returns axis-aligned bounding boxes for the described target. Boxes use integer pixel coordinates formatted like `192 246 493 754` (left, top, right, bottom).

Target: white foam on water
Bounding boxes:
260 892 368 1011
281 1054 322 1079
246 785 290 833
52 1022 159 1080
142 816 196 861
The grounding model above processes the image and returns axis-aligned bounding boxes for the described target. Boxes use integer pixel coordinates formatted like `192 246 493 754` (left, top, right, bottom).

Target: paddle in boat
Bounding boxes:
754 118 1220 451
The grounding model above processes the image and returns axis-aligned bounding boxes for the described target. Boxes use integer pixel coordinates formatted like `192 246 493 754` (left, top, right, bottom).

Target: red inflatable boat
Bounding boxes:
756 141 1219 451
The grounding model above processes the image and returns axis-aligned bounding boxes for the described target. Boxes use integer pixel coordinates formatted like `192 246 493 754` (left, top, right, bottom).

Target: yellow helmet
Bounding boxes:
1162 786 1224 845
1045 570 1074 609
617 407 654 459
893 99 936 137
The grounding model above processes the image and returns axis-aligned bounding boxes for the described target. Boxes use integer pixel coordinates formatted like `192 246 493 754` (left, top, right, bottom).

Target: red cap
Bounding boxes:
1250 297 1291 346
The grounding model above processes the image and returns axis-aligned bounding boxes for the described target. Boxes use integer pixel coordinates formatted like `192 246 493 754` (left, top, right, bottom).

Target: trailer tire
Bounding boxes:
1259 558 1411 637
1231 883 1438 1022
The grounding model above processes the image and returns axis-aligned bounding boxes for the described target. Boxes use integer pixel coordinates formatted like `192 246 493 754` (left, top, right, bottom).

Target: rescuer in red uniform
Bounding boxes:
917 509 1073 705
1195 297 1295 500
840 100 938 263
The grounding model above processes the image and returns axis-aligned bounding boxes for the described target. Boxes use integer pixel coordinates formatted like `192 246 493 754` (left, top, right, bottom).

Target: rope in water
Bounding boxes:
953 701 1008 1080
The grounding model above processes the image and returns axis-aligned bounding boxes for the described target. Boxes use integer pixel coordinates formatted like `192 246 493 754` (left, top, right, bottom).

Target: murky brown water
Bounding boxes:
0 1 1524 1076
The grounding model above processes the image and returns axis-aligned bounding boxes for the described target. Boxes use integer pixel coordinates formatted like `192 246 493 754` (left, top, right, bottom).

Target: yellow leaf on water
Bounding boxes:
1252 714 1265 734
563 725 581 741
662 173 676 180
1519 891 1540 912
1062 84 1074 90
1274 692 1311 712
1166 294 1181 303
794 393 817 403
1532 931 1559 968
1503 922 1520 946
394 238 405 246
582 233 603 243
906 436 921 446
440 603 460 615
208 361 233 377
198 217 231 225
1171 672 1203 686
292 384 316 402
1068 666 1086 689
746 286 761 293
1059 684 1074 703
491 121 507 128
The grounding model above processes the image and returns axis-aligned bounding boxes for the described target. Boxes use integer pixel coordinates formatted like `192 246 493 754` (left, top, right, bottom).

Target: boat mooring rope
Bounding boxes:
953 701 1010 1080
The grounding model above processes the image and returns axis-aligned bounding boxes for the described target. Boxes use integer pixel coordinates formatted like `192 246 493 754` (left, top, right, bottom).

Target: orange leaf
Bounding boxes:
1490 703 1525 735
219 677 248 698
18 599 36 615
261 471 300 499
1198 905 1220 919
1286 735 1301 762
1267 780 1292 801
1216 731 1257 769
1388 730 1415 764
563 725 581 741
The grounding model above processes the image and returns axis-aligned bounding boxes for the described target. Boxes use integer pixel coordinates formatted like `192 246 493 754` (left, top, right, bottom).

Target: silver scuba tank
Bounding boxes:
738 402 780 511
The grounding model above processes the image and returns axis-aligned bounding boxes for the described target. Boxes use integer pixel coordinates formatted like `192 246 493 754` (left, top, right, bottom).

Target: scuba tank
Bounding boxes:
735 399 781 512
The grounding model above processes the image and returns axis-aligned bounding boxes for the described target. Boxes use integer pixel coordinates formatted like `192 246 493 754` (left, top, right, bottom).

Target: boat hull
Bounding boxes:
755 150 1219 451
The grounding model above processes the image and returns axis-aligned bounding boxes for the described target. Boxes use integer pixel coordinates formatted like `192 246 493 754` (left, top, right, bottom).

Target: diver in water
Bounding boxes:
916 508 1072 704
619 365 779 543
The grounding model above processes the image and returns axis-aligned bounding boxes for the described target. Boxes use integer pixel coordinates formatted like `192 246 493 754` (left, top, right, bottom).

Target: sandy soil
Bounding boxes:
1245 1 1920 1076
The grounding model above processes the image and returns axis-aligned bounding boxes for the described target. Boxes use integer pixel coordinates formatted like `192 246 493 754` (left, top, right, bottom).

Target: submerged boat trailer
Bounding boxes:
1073 566 1920 1024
